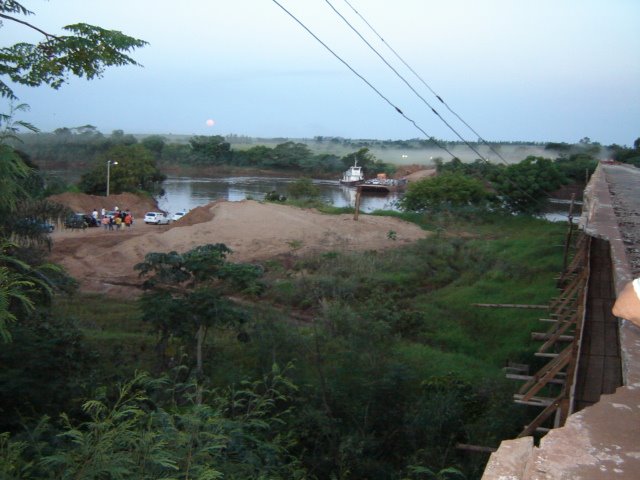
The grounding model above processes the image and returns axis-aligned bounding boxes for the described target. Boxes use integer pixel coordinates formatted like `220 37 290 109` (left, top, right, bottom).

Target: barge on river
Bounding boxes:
358 175 407 193
340 160 365 186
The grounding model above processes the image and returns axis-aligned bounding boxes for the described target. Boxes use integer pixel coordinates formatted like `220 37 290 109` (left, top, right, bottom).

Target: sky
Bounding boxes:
3 0 640 146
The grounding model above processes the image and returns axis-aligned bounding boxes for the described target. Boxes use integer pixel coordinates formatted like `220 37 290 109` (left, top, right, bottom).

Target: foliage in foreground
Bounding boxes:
0 367 306 479
1 211 565 479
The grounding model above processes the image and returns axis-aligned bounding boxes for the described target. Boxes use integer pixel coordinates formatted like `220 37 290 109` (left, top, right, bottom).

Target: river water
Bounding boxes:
155 176 401 214
155 175 577 222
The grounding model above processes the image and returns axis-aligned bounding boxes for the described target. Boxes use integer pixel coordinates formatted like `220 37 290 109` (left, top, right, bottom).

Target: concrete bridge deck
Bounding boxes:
483 162 640 479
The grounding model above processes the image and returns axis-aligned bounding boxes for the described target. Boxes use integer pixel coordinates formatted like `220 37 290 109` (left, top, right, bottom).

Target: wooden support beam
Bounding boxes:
455 443 497 454
353 187 362 221
538 313 578 352
513 395 555 407
517 396 563 438
518 344 572 396
520 348 572 401
506 374 565 385
472 303 548 309
535 352 559 358
504 362 529 373
548 270 587 313
531 332 574 342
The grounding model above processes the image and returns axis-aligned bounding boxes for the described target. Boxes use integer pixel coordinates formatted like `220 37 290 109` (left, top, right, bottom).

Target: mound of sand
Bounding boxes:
49 199 429 297
47 192 161 219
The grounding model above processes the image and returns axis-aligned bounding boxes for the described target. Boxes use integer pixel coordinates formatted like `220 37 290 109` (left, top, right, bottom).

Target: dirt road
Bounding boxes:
49 196 429 297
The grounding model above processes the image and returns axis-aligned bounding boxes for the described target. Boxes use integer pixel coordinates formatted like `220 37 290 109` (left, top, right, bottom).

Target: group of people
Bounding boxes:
92 207 133 231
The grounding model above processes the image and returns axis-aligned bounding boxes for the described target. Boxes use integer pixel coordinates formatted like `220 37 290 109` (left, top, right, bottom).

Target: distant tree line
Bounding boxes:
14 129 398 176
14 129 640 201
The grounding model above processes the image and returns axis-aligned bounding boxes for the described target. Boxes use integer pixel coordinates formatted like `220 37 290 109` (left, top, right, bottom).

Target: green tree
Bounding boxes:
135 244 263 401
188 135 232 165
554 153 598 183
286 177 320 200
341 147 376 169
78 143 165 195
491 156 566 214
268 141 312 169
400 172 491 212
610 137 640 167
141 134 166 160
0 309 92 429
1 369 305 479
0 2 147 100
0 1 146 341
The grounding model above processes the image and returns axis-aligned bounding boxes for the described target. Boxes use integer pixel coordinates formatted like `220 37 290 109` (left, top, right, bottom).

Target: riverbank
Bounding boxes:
48 195 429 297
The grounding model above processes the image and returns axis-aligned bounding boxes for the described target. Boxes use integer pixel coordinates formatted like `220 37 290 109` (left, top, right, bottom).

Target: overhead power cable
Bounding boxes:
338 0 547 207
270 0 456 158
323 0 489 163
272 0 546 209
341 0 511 167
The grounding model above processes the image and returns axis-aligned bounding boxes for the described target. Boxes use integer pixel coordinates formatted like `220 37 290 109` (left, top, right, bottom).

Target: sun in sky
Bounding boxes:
205 119 215 127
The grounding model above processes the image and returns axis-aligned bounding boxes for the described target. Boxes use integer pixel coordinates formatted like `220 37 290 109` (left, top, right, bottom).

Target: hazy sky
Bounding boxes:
4 0 639 146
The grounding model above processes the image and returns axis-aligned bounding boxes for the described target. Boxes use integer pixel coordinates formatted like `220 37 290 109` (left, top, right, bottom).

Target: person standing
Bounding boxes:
613 278 640 328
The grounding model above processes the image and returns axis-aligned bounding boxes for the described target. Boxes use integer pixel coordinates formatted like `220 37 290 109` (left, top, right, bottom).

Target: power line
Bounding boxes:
271 0 546 209
270 0 457 159
323 0 489 163
337 0 548 207
341 0 512 167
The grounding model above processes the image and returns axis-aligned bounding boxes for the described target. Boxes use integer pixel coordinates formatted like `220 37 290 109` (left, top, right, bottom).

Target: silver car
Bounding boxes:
144 212 170 225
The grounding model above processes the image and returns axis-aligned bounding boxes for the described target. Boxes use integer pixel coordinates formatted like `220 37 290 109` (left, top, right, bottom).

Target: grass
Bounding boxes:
51 210 567 390
258 211 566 378
52 293 157 377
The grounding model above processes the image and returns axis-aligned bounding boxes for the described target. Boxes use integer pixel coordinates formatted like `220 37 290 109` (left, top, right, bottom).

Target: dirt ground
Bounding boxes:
48 194 429 297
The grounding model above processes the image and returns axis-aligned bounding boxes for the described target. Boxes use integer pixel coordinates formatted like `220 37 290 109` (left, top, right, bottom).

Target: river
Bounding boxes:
155 175 577 222
155 176 401 214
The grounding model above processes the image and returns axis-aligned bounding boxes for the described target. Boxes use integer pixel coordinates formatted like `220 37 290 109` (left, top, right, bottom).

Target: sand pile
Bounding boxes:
48 192 160 219
49 199 429 297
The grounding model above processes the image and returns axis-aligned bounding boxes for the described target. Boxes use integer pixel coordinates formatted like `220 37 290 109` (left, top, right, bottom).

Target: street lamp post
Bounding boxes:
106 160 118 196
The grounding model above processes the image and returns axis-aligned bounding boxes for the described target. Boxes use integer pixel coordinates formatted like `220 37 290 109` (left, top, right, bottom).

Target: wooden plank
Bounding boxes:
519 346 572 399
535 352 559 358
531 332 574 342
353 187 362 220
504 362 529 373
548 269 587 313
455 443 497 454
506 373 565 385
513 395 555 407
472 303 548 309
517 395 562 438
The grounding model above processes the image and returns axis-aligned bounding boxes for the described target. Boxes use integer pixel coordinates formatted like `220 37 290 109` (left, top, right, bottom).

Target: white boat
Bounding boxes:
340 160 364 186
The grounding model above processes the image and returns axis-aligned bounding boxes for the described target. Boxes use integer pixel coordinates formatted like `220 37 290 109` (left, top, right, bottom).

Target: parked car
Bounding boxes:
62 213 98 229
81 213 100 227
144 212 170 225
64 213 89 230
16 218 55 234
172 211 187 222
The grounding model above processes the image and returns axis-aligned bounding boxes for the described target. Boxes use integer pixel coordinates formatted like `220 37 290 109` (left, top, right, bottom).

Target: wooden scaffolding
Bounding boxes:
510 232 590 437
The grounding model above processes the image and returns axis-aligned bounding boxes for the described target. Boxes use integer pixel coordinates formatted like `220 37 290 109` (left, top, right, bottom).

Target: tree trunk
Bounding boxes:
195 323 205 405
